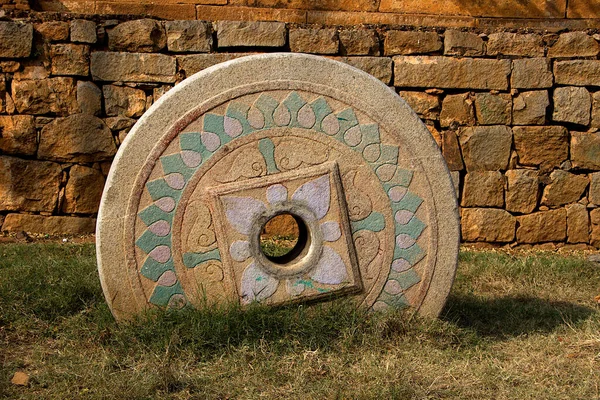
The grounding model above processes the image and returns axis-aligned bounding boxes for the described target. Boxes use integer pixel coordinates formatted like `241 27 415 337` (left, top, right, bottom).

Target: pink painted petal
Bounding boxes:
395 210 414 225
230 240 251 262
266 184 287 204
298 104 316 128
321 221 341 242
388 186 407 202
311 246 347 285
372 301 390 311
286 278 305 296
165 173 185 190
181 150 202 168
247 107 265 129
202 131 220 152
322 113 339 135
344 126 362 147
149 220 171 237
224 116 243 138
396 234 416 249
155 197 175 212
149 245 171 263
222 196 266 235
292 175 330 219
392 258 411 272
384 279 403 295
157 270 177 287
240 262 279 304
274 103 291 126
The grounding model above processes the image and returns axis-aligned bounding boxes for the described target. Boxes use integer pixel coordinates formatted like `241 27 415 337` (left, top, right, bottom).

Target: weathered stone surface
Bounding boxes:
461 171 504 207
39 114 116 162
568 0 600 18
91 52 176 83
177 53 249 77
103 85 146 118
384 30 441 55
486 33 544 57
571 132 600 170
12 77 78 115
591 208 600 247
517 209 566 243
63 165 105 214
71 19 96 43
541 170 588 207
441 130 464 171
14 66 48 80
443 30 483 56
511 58 553 89
339 29 379 56
218 21 285 48
554 60 600 87
474 93 511 125
393 57 511 90
592 92 600 129
398 91 439 120
0 115 36 156
461 208 515 242
512 91 549 126
77 81 102 116
548 32 599 58
105 116 136 131
590 172 600 205
0 61 20 73
2 214 96 234
440 93 474 128
36 21 69 41
0 156 61 212
0 22 32 58
513 126 568 168
163 21 211 54
109 19 166 53
290 28 338 54
553 86 591 126
50 44 90 76
505 169 538 214
566 203 589 243
459 125 512 171
333 57 392 84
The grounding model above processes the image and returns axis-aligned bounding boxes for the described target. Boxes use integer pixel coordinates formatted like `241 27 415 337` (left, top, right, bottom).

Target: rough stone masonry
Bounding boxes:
1 11 600 250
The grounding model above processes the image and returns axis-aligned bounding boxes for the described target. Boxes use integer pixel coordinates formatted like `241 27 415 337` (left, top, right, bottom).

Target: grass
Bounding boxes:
0 244 599 399
260 235 298 258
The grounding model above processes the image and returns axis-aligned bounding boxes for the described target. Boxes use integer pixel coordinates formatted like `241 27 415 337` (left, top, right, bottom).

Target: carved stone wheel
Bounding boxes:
97 54 460 321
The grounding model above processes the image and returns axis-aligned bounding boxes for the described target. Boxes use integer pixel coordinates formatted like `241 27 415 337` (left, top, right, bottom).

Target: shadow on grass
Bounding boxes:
442 293 596 339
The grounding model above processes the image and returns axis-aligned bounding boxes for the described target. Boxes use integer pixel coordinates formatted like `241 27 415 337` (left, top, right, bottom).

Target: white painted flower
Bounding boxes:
222 175 348 304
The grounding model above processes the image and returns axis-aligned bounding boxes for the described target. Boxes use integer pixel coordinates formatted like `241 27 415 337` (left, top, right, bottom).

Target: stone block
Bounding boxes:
217 21 285 48
459 125 512 171
591 208 600 247
290 28 338 54
590 172 600 205
14 66 48 80
393 57 511 90
486 32 544 57
332 57 392 85
177 53 249 77
513 126 568 168
63 165 105 214
50 44 90 76
553 86 591 126
566 203 589 244
384 30 442 56
77 81 102 116
461 208 515 242
592 92 600 129
12 77 78 115
103 85 147 118
71 19 96 43
512 91 549 126
196 4 305 23
339 29 379 56
516 209 566 243
541 170 588 207
548 32 599 58
505 169 538 214
568 0 600 18
109 19 166 53
39 114 116 162
105 116 136 131
398 91 439 120
165 20 212 53
443 30 483 56
35 21 69 41
461 171 504 207
0 115 36 156
554 60 600 87
571 132 600 170
1 214 96 235
0 22 32 58
474 93 511 125
440 93 474 128
511 58 553 89
91 52 176 83
0 156 61 212
441 130 464 171
97 2 196 20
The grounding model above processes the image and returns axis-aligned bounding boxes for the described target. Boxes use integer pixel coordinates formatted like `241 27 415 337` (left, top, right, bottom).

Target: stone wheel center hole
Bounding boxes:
260 213 308 264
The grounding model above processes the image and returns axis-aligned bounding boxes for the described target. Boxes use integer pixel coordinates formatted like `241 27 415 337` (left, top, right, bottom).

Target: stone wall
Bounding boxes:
2 12 600 249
